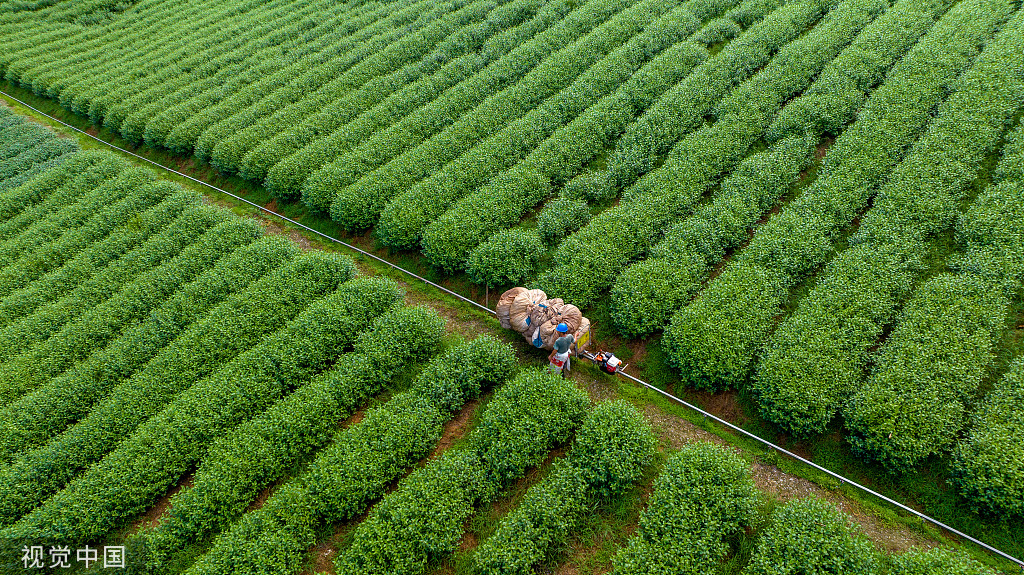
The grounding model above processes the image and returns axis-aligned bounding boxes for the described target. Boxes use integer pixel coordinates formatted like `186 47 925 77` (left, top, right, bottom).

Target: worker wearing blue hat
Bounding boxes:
547 323 575 376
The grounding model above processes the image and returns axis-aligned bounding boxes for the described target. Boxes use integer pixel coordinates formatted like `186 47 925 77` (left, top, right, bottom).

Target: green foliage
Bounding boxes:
140 305 445 570
743 498 879 575
662 0 1014 387
327 0 640 233
888 547 997 575
561 170 615 204
695 17 741 43
0 150 93 222
605 0 821 188
0 208 263 405
751 243 924 436
206 0 508 175
610 134 812 337
473 401 656 575
0 235 298 465
0 188 188 332
0 251 358 528
3 272 397 543
663 262 788 390
336 369 588 575
612 442 756 574
951 358 1024 517
0 151 113 237
474 461 588 575
537 196 591 246
251 0 550 192
844 274 1008 472
301 0 595 216
184 337 517 575
570 400 657 499
0 162 145 271
411 0 707 265
465 228 544 288
756 15 1024 437
540 0 866 307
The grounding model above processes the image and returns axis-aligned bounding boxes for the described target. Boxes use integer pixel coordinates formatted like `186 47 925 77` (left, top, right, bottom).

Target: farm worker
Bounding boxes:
547 323 575 376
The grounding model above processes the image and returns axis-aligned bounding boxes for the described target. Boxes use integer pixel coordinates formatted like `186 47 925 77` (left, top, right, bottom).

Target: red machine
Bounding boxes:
588 350 623 375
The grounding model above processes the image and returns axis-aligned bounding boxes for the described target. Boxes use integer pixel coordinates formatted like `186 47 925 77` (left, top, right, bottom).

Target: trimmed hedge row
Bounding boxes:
465 228 545 288
889 547 997 575
139 0 387 150
159 0 417 154
28 0 314 118
415 0 786 270
0 201 224 375
0 153 127 243
0 151 79 197
0 160 142 267
662 0 1013 389
97 0 357 134
259 0 561 196
957 357 1024 517
117 0 365 145
767 0 954 141
389 0 705 259
474 401 656 574
0 111 77 193
612 442 756 574
610 134 813 337
537 196 592 246
197 0 465 167
0 150 98 223
950 160 1024 513
208 0 511 175
140 305 444 570
244 0 548 187
791 10 1024 454
743 498 879 574
0 136 77 183
413 35 710 270
604 0 792 189
292 0 587 213
843 274 1007 472
334 368 590 575
754 9 1024 436
535 0 840 305
0 251 356 527
321 0 638 228
0 189 189 330
184 336 517 575
0 215 264 406
609 0 950 338
0 121 54 162
3 273 399 543
0 235 298 465
0 176 173 302
161 0 430 154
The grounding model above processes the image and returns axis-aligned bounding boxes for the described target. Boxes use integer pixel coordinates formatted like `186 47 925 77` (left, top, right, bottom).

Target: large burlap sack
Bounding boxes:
545 303 582 333
496 287 525 329
538 318 559 349
509 289 545 333
539 312 591 350
528 299 561 333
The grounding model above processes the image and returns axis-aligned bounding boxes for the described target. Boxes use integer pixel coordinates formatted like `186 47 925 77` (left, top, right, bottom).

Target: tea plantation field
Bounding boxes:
0 0 1023 569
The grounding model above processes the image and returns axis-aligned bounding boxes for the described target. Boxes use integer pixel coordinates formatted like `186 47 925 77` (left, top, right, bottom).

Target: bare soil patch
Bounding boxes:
431 398 481 458
129 473 195 534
